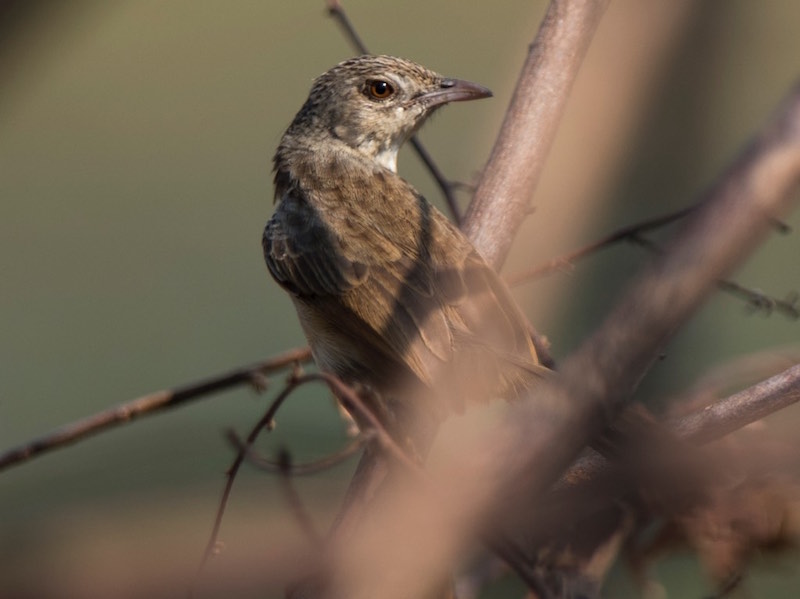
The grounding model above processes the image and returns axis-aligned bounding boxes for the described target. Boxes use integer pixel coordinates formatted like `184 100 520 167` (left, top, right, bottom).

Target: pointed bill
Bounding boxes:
417 78 493 109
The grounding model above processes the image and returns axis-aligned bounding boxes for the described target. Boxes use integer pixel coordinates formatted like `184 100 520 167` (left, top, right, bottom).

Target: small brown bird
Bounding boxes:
263 55 541 440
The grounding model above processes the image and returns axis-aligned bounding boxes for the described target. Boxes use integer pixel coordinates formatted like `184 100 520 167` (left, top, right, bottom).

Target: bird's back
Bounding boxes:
265 145 541 418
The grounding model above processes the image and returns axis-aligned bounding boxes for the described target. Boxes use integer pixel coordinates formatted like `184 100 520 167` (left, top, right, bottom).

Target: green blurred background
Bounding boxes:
1 1 799 597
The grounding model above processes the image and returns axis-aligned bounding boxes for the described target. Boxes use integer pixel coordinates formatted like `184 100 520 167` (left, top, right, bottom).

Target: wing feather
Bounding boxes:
263 178 541 406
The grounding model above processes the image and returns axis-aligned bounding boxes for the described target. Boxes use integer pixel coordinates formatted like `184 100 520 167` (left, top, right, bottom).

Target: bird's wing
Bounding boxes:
263 184 541 402
263 192 368 297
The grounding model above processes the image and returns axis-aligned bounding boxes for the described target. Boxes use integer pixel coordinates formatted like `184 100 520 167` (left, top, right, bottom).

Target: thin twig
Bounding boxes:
717 280 799 319
505 207 693 285
507 207 799 318
195 370 420 594
325 0 463 223
231 433 368 476
276 448 325 545
193 374 305 591
631 233 800 319
0 346 312 472
309 372 422 474
326 0 367 54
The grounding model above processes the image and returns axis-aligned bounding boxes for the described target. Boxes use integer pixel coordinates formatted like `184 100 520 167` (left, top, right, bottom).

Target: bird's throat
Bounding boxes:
374 145 400 173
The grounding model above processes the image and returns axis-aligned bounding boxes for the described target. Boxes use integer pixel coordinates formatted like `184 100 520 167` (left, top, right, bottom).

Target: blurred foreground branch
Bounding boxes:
311 72 800 598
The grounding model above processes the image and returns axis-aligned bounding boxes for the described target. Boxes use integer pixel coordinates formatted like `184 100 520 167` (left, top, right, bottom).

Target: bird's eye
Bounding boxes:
367 79 395 100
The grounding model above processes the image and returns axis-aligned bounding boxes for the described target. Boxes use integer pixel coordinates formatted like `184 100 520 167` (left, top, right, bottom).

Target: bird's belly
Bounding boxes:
291 297 367 381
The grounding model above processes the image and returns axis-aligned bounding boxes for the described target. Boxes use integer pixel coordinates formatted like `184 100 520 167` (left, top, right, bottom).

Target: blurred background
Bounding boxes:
1 1 799 597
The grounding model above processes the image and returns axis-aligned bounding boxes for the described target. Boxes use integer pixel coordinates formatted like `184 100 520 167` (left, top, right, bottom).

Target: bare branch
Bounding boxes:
276 448 325 545
325 0 367 54
194 373 308 590
508 208 799 318
197 369 423 594
0 346 312 472
463 0 611 269
309 372 423 475
495 77 800 521
563 360 800 486
505 207 692 284
234 434 367 476
671 362 800 445
716 280 800 319
322 77 800 599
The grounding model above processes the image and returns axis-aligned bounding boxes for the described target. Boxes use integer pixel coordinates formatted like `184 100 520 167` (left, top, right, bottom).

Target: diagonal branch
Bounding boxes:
494 77 800 525
671 362 800 445
463 0 611 269
323 76 800 599
0 346 312 472
505 206 692 284
507 207 799 318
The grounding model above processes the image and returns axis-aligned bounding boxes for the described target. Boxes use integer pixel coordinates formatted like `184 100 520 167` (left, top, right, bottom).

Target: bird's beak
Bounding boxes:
417 78 492 109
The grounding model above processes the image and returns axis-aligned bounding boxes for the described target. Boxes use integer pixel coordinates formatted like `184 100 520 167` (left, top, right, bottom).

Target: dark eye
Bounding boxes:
367 79 395 100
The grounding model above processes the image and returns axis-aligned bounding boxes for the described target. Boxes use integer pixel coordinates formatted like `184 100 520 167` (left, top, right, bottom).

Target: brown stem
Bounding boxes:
0 346 312 472
319 77 800 599
194 374 306 591
463 0 611 270
276 448 325 545
495 77 800 523
505 207 692 284
234 434 368 476
671 362 800 445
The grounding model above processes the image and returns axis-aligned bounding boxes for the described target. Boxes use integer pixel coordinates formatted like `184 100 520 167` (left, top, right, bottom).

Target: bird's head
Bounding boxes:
284 55 492 172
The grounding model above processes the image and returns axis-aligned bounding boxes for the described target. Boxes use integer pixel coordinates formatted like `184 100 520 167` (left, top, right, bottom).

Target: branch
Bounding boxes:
562 361 800 487
507 208 799 318
276 448 325 545
309 372 422 475
321 76 800 599
671 362 800 445
505 207 692 284
463 0 611 269
0 346 312 472
494 76 800 527
194 370 312 590
196 370 421 593
234 434 367 476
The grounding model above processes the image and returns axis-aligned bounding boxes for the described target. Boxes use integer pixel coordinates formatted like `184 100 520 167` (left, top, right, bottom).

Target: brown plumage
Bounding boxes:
263 55 542 434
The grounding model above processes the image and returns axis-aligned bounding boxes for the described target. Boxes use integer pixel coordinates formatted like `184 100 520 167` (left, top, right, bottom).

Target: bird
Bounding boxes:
263 55 542 445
